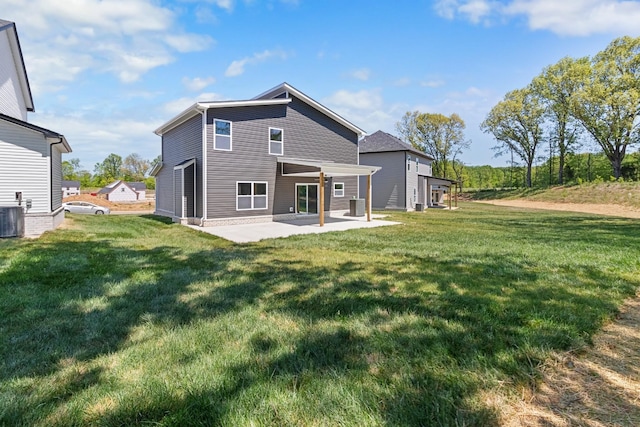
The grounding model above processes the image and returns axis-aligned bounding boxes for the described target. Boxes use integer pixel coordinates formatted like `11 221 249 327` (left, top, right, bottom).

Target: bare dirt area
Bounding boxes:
63 194 154 213
495 292 640 427
477 199 640 219
477 199 640 426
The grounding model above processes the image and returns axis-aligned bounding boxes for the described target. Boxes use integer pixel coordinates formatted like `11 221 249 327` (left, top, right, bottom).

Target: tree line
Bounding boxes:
62 153 160 189
481 36 640 187
393 36 639 190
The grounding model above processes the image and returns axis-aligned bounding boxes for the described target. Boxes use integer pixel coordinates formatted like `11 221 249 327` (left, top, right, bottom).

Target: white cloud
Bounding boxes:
505 0 640 36
163 92 226 115
393 77 412 87
350 68 371 81
420 80 446 88
225 49 288 77
2 0 213 88
433 0 640 36
182 76 217 92
323 89 383 111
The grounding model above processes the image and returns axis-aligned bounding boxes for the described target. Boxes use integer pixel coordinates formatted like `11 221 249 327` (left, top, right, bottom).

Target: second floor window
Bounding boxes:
269 127 283 155
214 119 232 151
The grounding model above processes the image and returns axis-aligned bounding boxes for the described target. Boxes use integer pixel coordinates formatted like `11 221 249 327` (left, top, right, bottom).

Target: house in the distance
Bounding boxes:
358 130 455 211
98 180 146 202
152 83 380 226
0 19 71 237
61 180 80 197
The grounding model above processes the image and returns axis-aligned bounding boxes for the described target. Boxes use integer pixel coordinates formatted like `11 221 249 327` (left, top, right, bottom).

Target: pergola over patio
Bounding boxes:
277 157 381 226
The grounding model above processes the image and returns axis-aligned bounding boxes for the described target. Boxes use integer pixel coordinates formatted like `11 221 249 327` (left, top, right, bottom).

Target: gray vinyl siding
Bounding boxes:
359 151 406 210
205 96 358 218
406 160 419 211
0 119 50 213
156 114 202 217
50 145 62 210
0 29 28 120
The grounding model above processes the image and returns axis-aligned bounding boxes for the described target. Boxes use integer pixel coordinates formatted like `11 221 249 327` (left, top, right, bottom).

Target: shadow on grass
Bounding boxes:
1 211 639 426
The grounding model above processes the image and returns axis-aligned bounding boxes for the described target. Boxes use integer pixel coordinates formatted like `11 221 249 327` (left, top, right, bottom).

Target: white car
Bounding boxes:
63 201 111 215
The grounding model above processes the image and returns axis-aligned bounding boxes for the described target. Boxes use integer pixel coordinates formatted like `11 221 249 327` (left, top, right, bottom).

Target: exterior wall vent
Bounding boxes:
0 206 25 238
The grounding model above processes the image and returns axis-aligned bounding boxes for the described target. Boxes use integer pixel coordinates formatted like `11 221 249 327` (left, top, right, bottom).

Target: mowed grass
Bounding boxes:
468 181 640 208
1 204 639 426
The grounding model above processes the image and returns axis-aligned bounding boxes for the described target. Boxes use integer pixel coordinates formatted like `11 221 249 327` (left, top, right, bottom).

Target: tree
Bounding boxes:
396 112 470 179
94 153 123 182
62 158 81 180
532 57 586 184
570 36 640 178
122 153 151 181
481 87 546 187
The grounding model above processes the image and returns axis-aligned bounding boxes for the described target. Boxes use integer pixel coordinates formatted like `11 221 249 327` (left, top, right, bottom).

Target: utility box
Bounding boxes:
349 198 365 217
415 203 424 212
0 206 25 238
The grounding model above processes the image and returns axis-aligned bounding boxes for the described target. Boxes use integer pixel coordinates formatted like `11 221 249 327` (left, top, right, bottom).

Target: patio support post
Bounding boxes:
319 172 325 227
367 174 371 222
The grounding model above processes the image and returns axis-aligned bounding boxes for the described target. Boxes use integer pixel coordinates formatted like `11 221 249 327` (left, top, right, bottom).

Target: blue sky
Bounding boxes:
3 0 640 171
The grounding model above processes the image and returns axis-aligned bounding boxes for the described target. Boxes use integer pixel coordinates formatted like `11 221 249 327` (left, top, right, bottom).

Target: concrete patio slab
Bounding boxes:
186 214 401 243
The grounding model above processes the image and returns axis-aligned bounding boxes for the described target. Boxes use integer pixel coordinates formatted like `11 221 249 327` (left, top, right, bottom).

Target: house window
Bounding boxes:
416 157 419 172
237 182 268 210
214 119 232 151
269 127 283 156
407 154 411 171
121 187 126 192
333 182 344 197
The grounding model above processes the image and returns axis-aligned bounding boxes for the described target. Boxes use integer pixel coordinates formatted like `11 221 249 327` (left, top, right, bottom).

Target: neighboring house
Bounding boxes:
98 180 145 202
129 182 147 200
152 82 380 227
358 130 455 211
61 180 80 197
0 19 71 237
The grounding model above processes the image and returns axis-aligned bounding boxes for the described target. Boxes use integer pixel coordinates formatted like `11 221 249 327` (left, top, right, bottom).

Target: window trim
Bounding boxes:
268 127 284 156
214 119 232 151
333 182 345 197
236 181 268 211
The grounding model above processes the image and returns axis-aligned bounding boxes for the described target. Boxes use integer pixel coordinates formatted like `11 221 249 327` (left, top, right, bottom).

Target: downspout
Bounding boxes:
200 108 207 227
50 138 65 212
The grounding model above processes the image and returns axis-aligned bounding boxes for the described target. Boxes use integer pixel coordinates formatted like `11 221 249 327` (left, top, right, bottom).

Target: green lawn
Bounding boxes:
1 204 639 426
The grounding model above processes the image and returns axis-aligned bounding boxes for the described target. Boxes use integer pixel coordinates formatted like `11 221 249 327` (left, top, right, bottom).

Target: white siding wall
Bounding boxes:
0 120 51 213
106 183 138 201
0 30 28 120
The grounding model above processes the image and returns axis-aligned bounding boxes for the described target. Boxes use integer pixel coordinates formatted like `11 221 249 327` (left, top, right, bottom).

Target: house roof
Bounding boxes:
62 180 80 187
253 83 366 136
0 19 34 112
154 83 366 137
129 182 146 191
359 130 433 160
0 113 71 152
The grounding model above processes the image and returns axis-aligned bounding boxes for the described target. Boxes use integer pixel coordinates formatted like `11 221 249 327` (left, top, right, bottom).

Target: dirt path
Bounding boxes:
476 200 639 425
496 292 640 426
476 200 640 219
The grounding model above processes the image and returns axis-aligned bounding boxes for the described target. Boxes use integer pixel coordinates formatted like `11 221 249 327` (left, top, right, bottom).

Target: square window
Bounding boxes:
236 181 268 210
269 127 283 155
333 182 345 197
214 119 232 151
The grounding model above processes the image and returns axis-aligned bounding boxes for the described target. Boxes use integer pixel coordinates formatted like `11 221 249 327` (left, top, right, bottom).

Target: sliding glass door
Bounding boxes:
296 184 318 214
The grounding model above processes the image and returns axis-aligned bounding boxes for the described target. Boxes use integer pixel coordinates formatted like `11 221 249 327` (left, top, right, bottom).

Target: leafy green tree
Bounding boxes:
122 153 151 182
62 158 81 180
94 153 123 182
532 57 586 184
570 36 640 178
481 87 546 188
396 112 470 179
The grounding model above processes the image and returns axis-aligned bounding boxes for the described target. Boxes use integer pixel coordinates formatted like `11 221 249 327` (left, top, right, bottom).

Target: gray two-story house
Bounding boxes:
359 131 454 211
152 83 379 227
